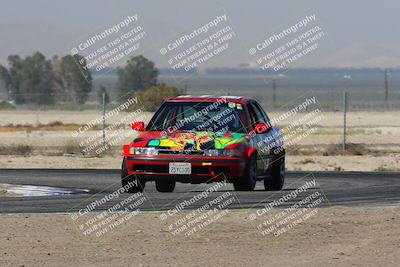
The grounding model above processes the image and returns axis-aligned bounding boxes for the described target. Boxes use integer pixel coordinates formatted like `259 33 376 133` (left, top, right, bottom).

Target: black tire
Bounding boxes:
233 155 257 191
155 180 176 192
264 156 285 191
121 159 145 193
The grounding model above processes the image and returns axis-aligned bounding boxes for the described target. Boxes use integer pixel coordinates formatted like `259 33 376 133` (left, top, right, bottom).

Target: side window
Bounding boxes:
247 101 266 131
253 102 271 126
247 102 258 129
250 102 267 124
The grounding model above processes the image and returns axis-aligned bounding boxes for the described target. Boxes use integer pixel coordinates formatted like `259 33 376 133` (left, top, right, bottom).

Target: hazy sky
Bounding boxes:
1 0 399 68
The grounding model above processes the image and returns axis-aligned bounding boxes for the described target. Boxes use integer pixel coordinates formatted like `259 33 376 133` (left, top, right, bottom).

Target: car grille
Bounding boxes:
157 149 205 155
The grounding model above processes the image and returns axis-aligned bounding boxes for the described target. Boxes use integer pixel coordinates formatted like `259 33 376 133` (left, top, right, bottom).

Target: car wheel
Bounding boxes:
121 159 145 193
233 155 257 191
155 180 176 192
264 156 285 191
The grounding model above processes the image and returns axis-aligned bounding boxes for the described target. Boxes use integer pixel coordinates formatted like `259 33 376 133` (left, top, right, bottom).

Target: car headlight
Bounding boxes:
130 147 159 155
204 149 242 157
223 149 242 157
204 150 222 157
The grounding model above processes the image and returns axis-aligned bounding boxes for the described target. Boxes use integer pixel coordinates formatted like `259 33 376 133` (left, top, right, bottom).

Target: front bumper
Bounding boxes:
125 155 246 183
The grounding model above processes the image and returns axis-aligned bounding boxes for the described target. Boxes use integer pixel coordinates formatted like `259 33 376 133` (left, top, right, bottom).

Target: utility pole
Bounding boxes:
330 88 335 112
384 69 389 102
342 91 347 152
102 92 106 150
272 79 276 109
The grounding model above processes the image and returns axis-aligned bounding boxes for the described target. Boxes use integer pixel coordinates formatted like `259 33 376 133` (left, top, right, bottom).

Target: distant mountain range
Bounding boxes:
93 66 399 77
310 44 400 68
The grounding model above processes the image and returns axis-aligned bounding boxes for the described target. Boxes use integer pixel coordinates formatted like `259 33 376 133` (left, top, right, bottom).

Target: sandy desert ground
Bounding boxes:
1 110 399 147
0 207 399 267
1 110 400 127
0 110 399 171
0 154 399 172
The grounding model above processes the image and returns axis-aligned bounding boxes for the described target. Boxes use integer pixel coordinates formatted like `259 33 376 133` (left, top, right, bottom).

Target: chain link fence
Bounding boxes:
0 90 399 169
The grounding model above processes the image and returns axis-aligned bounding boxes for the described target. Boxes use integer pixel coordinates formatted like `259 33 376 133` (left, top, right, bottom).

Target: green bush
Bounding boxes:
135 83 183 111
0 145 32 156
0 101 16 110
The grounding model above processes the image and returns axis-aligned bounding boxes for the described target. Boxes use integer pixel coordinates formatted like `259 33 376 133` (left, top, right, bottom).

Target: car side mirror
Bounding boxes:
132 121 145 131
254 123 271 134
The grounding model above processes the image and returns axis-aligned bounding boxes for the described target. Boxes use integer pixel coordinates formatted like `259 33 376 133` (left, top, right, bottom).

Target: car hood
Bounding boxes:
132 131 249 150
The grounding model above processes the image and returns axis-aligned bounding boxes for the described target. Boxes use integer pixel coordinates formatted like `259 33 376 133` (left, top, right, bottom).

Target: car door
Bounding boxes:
246 101 267 175
247 101 277 175
253 101 283 152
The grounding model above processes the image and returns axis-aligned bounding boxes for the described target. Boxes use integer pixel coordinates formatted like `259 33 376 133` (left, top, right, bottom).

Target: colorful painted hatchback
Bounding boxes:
122 95 285 192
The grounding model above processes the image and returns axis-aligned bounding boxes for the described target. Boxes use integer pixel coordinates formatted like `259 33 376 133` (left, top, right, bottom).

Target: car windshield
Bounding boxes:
147 101 246 133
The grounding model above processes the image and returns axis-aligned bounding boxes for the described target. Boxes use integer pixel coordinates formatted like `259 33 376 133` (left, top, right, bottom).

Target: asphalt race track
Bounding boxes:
0 169 399 213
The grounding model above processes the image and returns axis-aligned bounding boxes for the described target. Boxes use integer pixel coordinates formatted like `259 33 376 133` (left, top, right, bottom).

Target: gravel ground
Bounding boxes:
0 207 399 266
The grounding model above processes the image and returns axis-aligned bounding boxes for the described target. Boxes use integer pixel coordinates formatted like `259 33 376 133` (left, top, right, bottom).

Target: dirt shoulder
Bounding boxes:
0 207 398 266
1 110 399 128
1 154 399 172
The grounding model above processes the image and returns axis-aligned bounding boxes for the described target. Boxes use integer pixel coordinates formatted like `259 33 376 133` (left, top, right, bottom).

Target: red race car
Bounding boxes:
122 95 285 192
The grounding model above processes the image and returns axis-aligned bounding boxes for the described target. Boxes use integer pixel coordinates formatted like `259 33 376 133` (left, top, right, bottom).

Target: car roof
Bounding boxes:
167 95 253 104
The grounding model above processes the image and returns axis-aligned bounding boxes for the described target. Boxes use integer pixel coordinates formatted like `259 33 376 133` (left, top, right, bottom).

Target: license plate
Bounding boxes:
169 162 191 175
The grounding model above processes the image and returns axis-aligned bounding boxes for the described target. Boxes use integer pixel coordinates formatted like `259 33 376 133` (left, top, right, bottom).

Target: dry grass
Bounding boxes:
320 143 368 156
299 158 315 164
374 166 400 172
0 121 105 132
0 142 119 158
63 139 83 155
0 145 32 156
0 102 16 110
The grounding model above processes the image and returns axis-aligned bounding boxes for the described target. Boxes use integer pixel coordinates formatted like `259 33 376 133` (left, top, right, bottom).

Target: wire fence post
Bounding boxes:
102 92 106 150
342 91 347 152
272 78 276 109
384 69 389 102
